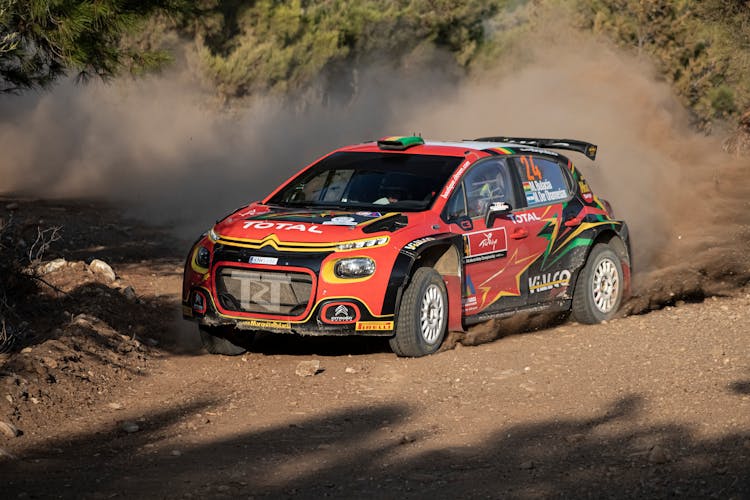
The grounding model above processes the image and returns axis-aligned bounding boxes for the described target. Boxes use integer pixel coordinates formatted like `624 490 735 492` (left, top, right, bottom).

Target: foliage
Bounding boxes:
0 0 193 92
1 0 749 131
573 0 750 129
189 0 503 98
0 215 60 353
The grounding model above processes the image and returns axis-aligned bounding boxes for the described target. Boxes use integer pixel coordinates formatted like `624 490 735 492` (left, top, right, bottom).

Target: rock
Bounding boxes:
121 421 140 433
648 445 670 464
0 447 17 460
295 360 321 377
41 357 58 369
107 402 124 410
122 286 137 302
564 433 586 444
20 347 32 354
170 450 182 457
0 421 21 438
345 367 357 374
4 395 12 404
89 259 116 282
519 461 535 470
399 434 417 445
144 337 159 347
5 202 18 210
38 258 67 275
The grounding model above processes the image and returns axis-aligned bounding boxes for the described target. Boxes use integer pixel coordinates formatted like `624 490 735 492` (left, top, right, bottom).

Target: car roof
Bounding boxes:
338 139 560 158
336 135 601 162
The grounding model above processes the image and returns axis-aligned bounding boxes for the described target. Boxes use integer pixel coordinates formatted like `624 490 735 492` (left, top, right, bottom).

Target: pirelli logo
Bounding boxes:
355 321 394 331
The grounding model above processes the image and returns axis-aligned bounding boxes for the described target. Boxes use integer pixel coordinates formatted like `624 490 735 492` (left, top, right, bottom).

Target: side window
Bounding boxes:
443 182 467 220
463 159 514 219
514 156 570 207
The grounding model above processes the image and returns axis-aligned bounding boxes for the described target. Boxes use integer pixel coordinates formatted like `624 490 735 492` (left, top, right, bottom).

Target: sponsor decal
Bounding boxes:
462 295 478 312
355 321 394 331
510 212 541 224
249 256 278 265
404 237 436 251
240 319 292 329
478 232 499 249
518 146 558 156
323 216 358 226
238 206 269 217
528 270 572 294
523 180 568 204
243 220 323 234
464 228 508 263
356 211 382 217
440 159 472 199
227 269 294 313
579 181 594 203
321 302 360 324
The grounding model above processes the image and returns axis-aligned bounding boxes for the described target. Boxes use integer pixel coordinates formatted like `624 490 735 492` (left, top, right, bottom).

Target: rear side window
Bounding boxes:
513 156 570 207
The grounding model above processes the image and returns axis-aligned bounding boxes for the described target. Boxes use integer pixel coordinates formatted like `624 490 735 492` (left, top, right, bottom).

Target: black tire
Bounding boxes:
199 326 253 356
572 244 624 324
389 267 448 357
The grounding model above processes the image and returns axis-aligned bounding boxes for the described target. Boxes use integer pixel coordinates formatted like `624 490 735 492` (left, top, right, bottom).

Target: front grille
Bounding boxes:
215 267 313 316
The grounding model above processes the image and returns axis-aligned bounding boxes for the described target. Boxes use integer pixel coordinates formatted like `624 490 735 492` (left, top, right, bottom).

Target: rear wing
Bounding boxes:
474 136 598 161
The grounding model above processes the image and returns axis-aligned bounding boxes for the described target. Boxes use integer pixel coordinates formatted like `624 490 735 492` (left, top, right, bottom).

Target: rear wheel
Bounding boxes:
199 325 253 356
572 244 623 324
389 267 448 357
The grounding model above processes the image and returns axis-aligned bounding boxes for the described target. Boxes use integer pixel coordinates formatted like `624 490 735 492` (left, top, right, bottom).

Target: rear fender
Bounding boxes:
573 223 632 299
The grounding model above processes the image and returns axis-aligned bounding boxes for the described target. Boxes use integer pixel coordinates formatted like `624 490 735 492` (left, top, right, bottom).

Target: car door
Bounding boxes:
510 154 577 305
442 157 535 318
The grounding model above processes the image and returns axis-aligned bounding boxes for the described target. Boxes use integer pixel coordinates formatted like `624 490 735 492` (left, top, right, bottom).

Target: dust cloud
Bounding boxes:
0 61 457 235
0 33 748 326
399 39 750 318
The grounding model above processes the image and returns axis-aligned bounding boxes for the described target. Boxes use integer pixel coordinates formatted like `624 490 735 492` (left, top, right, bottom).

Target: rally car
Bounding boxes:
183 135 631 357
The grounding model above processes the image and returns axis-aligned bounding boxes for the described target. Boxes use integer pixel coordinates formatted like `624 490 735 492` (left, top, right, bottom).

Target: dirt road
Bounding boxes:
1 199 748 499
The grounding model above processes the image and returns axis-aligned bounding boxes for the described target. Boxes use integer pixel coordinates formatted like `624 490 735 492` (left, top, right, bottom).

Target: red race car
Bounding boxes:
183 136 631 356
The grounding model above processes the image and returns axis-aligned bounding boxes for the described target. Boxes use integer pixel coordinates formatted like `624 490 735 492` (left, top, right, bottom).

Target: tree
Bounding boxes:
0 0 191 92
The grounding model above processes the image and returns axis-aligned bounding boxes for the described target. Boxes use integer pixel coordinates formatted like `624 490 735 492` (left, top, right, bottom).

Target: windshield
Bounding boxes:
267 151 463 211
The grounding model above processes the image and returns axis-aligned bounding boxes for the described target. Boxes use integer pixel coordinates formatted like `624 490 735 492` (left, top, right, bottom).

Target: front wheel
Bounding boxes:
199 325 253 356
572 244 624 324
389 267 448 357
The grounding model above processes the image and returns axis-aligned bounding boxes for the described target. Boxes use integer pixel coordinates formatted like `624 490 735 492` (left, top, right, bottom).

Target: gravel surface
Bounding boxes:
0 199 748 499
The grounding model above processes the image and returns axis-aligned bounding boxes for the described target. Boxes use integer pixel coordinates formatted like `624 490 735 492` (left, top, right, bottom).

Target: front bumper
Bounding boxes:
182 242 398 336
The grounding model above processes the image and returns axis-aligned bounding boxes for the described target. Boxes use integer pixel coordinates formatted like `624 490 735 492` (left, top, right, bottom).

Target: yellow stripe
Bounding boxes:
553 221 621 253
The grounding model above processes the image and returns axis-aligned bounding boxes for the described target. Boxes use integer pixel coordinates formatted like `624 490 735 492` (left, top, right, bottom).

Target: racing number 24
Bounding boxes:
520 156 542 182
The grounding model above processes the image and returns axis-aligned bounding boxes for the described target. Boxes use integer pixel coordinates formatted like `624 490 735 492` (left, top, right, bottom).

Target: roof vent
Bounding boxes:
377 136 424 151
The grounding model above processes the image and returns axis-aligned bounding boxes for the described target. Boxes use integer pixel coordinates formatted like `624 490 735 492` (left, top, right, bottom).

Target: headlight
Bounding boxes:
195 246 211 268
336 236 389 251
334 257 375 278
208 228 219 242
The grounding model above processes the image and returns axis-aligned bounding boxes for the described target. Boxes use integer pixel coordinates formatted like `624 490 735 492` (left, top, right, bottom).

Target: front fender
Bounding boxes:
383 234 465 332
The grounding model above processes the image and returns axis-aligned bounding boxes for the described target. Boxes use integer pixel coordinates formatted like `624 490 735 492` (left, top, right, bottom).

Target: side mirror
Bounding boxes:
485 201 512 228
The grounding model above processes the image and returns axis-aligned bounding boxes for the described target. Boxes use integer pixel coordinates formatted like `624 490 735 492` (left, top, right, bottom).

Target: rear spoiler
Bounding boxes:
474 136 598 161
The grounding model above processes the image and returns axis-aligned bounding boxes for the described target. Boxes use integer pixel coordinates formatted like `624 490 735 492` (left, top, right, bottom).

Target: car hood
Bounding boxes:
212 203 406 243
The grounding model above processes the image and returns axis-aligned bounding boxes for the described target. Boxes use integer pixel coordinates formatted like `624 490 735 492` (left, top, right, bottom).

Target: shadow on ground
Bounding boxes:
1 394 748 499
730 379 750 396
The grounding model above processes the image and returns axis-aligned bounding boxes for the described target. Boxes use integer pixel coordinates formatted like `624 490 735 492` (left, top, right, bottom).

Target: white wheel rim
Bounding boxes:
592 257 620 313
420 284 445 344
